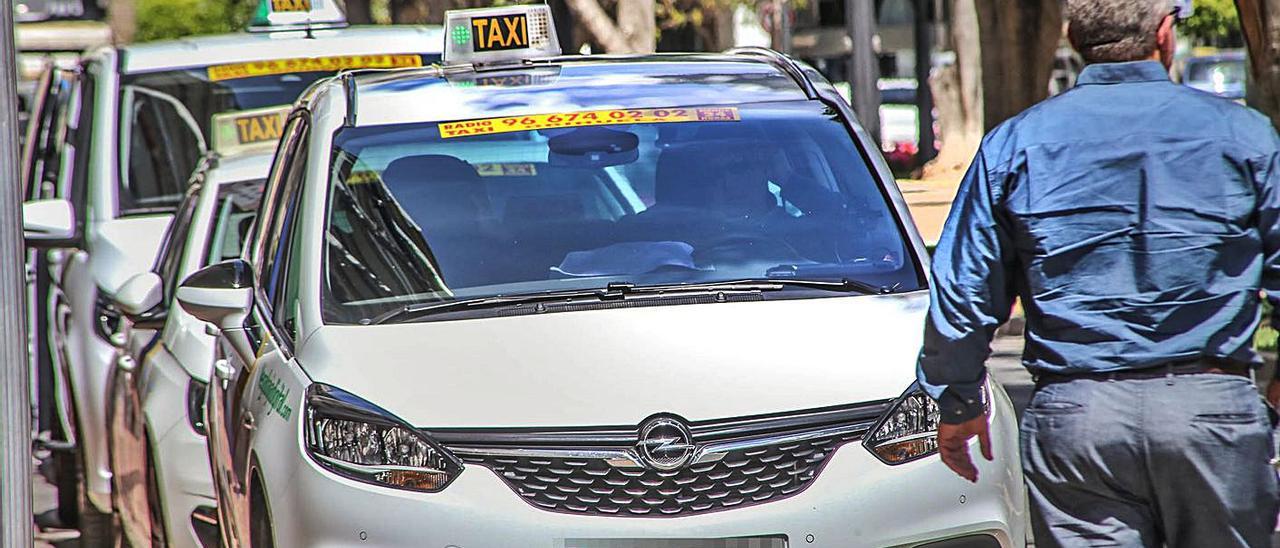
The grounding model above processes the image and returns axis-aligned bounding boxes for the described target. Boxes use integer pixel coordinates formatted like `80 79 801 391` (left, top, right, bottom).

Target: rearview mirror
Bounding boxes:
23 199 77 246
175 259 253 330
548 127 639 168
115 271 165 329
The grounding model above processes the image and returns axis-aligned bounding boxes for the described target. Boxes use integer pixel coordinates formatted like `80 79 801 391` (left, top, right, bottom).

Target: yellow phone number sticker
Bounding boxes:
207 54 423 82
439 107 740 139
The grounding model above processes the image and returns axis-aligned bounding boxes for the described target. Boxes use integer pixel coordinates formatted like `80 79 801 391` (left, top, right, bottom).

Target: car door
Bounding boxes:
207 115 308 548
22 66 71 437
109 181 201 546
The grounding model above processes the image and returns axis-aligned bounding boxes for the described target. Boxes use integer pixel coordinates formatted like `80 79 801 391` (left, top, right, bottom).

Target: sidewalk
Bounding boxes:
898 177 961 246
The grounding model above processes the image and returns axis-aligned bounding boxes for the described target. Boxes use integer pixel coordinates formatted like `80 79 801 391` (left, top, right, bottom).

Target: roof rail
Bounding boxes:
341 72 358 127
726 46 818 100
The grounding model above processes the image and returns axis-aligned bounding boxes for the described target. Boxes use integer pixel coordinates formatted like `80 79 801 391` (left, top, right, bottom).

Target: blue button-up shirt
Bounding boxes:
918 60 1280 423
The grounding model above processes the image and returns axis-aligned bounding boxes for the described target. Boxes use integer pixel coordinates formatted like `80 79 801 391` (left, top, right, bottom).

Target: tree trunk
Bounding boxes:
108 0 135 44
564 0 632 52
973 0 1062 131
926 0 982 176
344 0 373 24
390 0 430 23
564 0 654 53
1238 0 1280 127
617 0 656 53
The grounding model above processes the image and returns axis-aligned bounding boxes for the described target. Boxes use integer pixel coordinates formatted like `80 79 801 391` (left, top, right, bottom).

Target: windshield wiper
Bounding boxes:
366 278 897 325
367 287 609 325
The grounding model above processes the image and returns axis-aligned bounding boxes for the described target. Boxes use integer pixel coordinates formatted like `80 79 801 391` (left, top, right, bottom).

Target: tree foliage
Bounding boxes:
135 0 255 41
1180 0 1242 46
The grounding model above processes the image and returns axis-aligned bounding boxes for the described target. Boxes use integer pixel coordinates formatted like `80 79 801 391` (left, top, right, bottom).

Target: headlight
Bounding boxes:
864 383 941 464
303 384 463 492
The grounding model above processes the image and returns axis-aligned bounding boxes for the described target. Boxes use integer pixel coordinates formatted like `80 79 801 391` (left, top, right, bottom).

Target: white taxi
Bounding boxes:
19 0 441 543
178 6 1026 547
107 152 271 548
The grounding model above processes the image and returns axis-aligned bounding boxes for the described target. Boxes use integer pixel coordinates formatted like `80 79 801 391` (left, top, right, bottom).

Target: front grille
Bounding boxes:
438 401 892 517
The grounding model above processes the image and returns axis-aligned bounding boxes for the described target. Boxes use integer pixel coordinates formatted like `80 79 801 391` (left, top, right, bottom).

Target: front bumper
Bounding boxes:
269 392 1026 548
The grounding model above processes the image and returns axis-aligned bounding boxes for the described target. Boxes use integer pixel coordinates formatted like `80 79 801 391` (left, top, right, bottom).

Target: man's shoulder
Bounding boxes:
982 82 1276 158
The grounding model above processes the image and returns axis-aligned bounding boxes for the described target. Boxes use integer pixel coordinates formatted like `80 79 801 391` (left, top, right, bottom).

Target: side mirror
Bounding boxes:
23 199 77 246
115 272 166 329
175 259 253 330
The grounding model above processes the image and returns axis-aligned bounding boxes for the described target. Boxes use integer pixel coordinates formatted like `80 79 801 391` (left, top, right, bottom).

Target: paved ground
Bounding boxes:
33 472 76 547
899 177 961 246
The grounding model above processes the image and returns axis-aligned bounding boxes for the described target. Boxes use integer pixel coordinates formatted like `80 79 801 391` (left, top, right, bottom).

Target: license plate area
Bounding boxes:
562 537 788 548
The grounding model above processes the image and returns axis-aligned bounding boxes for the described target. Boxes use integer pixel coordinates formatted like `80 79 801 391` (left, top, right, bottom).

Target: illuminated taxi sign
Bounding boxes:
248 0 346 32
271 0 310 12
470 13 529 52
443 5 560 66
211 105 291 155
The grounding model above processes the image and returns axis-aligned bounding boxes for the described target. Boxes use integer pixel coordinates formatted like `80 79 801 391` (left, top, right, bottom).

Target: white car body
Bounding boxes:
24 23 441 523
189 45 1026 548
108 153 272 548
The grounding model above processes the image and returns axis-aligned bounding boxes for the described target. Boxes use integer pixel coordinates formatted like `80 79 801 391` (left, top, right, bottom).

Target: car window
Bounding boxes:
66 63 96 226
21 67 55 200
204 179 266 266
155 184 203 303
119 86 207 214
252 116 306 290
116 55 437 217
22 69 78 203
268 132 310 339
323 101 922 323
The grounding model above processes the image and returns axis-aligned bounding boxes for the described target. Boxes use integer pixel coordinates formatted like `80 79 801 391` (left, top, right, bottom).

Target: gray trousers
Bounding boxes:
1021 374 1280 547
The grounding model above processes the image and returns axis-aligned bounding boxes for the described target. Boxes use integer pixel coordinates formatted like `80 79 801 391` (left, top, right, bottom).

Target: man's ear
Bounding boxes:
1156 14 1177 68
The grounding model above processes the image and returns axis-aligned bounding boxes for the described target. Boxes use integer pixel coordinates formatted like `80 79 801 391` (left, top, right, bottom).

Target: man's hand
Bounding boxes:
937 415 993 483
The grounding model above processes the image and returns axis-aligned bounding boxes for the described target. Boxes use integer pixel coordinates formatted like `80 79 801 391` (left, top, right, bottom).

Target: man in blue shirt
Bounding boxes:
918 0 1280 545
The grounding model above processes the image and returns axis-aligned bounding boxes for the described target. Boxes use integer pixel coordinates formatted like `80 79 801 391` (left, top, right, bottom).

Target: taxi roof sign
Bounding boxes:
443 5 561 67
248 0 348 32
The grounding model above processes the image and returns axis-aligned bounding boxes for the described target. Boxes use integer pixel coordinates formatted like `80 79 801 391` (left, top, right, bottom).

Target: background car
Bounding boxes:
106 152 270 548
178 6 1027 547
19 9 443 544
1180 50 1247 101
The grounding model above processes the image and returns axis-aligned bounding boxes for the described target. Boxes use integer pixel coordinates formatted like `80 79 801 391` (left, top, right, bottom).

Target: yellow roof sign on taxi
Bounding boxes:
271 0 310 12
443 5 560 66
439 107 740 139
212 105 291 155
207 54 423 81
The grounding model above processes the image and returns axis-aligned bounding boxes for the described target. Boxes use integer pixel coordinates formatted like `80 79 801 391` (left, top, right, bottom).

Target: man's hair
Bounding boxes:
1066 0 1170 63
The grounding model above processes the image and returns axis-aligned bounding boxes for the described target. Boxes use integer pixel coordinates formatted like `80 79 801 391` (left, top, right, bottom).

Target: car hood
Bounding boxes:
297 291 929 428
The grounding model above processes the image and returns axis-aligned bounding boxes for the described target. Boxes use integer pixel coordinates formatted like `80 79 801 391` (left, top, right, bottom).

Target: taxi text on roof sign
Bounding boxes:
439 107 740 139
469 13 528 52
212 105 292 155
271 0 310 12
249 0 346 31
443 5 560 66
206 54 423 81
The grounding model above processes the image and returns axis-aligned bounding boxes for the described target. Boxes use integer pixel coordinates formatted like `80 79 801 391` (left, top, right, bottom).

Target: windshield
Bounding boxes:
323 101 922 323
118 55 435 215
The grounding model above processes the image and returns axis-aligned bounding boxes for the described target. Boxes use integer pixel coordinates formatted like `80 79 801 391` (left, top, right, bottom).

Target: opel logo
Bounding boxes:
636 417 695 471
